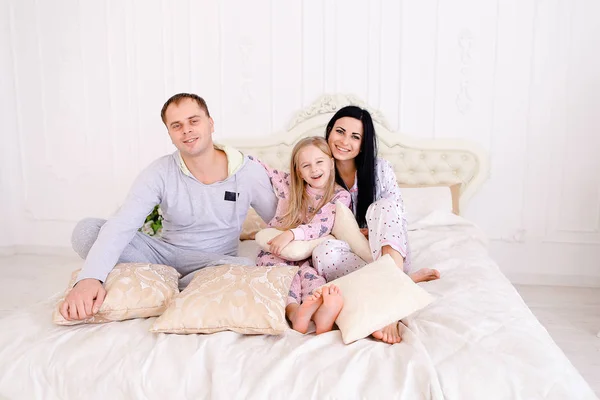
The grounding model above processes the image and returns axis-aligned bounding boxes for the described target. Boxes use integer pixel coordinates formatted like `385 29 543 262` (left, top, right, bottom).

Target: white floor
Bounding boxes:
0 254 599 396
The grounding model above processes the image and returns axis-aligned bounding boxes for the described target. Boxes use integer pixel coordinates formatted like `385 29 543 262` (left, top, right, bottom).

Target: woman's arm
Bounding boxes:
376 158 407 217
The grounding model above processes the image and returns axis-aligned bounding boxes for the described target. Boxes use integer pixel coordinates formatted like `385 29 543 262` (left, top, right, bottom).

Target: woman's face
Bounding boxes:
327 117 363 161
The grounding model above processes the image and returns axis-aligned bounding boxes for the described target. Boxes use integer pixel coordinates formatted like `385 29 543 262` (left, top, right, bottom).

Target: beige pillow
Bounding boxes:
331 201 374 263
240 208 267 240
255 228 335 261
52 263 180 325
327 254 435 344
150 264 299 335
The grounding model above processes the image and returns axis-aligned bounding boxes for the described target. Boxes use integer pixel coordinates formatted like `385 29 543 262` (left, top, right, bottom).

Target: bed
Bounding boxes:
0 94 596 399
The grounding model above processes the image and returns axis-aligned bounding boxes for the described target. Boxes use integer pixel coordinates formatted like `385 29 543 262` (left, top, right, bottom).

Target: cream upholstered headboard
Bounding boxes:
224 94 489 210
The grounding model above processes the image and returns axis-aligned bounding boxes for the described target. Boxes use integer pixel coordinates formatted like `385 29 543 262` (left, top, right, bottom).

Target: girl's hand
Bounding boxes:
360 228 369 239
268 230 295 256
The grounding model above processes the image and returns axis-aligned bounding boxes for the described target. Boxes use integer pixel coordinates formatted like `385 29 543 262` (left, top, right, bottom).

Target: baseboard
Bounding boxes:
0 246 16 256
3 245 76 258
505 272 600 288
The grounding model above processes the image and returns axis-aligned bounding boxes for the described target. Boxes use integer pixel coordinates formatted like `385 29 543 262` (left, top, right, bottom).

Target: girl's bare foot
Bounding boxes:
313 285 344 334
291 291 323 333
409 268 440 283
372 322 402 344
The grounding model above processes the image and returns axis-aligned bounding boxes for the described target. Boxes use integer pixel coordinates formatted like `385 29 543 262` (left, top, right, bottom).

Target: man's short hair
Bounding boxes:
161 93 210 125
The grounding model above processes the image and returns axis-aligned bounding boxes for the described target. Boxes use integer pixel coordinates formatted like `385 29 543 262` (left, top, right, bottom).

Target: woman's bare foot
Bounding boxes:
290 291 323 334
372 322 402 344
381 245 440 283
409 268 440 283
313 285 344 335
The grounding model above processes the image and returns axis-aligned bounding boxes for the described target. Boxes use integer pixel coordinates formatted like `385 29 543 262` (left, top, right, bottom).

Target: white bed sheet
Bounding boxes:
0 212 596 399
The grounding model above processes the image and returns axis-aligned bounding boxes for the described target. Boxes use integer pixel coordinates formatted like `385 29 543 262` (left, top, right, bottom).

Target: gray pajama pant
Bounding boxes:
72 218 254 289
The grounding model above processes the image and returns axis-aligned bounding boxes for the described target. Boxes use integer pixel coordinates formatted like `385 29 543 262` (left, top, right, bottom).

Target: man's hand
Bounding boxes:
360 228 369 239
59 278 106 321
268 230 295 256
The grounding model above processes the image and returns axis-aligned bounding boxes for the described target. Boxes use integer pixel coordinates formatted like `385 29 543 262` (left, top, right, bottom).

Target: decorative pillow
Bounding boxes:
399 183 461 225
331 201 374 263
327 254 435 344
150 264 299 335
240 208 267 240
52 263 180 326
255 228 335 261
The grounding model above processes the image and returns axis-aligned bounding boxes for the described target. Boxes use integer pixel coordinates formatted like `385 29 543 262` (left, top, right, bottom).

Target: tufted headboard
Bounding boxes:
224 94 489 210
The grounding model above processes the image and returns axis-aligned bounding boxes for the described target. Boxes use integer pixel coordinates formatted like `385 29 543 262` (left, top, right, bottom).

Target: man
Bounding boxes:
60 93 277 321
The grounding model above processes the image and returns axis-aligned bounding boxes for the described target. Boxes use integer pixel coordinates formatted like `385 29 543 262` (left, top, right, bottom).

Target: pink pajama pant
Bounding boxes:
256 251 325 306
312 198 412 281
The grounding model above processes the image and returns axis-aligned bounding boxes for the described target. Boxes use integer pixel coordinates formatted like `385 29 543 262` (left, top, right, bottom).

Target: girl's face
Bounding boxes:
327 117 363 161
296 145 334 190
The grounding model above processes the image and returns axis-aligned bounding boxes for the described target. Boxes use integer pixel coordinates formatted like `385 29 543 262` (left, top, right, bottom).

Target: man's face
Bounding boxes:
164 98 214 158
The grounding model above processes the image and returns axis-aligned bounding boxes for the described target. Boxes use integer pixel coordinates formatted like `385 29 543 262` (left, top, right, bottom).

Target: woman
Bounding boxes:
312 105 440 344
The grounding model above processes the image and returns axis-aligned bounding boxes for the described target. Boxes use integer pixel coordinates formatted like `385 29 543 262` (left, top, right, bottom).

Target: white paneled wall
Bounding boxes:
1 0 599 285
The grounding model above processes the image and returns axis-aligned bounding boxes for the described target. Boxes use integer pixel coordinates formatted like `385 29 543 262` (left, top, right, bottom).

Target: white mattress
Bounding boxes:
0 212 596 399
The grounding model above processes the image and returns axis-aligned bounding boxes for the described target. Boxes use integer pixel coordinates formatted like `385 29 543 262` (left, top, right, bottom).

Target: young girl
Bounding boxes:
250 137 351 334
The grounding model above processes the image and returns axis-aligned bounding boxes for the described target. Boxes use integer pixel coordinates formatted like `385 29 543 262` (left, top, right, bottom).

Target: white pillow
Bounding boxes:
400 183 460 225
331 201 374 263
328 254 435 344
255 228 334 261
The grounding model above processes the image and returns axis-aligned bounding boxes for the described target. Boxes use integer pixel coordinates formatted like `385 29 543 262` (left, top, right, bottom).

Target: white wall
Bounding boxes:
1 0 599 285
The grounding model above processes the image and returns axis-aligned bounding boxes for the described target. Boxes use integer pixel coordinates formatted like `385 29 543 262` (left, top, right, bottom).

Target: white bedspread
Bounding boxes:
0 212 596 399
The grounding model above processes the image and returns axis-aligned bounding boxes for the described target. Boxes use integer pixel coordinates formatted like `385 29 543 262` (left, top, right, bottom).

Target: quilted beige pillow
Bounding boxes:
52 263 180 326
328 254 435 344
150 264 299 335
331 200 374 263
255 228 335 261
240 208 267 240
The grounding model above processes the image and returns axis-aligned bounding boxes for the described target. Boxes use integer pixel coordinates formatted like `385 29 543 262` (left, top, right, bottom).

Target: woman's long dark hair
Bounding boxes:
325 106 377 228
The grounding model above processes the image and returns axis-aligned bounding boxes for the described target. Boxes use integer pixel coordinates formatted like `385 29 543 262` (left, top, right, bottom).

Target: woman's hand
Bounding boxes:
360 228 369 239
268 230 295 256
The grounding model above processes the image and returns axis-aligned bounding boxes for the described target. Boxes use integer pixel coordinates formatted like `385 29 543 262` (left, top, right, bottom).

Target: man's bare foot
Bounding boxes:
313 285 344 335
409 268 440 283
291 291 323 334
372 322 403 344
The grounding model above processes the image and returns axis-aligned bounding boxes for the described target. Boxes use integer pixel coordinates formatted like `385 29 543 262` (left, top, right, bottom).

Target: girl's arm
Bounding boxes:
247 156 290 199
290 189 351 240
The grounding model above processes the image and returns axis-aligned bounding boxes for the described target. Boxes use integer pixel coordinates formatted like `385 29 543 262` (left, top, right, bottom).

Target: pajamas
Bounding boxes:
312 158 412 280
250 157 351 305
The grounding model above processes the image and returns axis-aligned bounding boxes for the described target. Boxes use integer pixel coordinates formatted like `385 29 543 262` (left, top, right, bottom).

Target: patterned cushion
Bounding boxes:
52 263 180 325
150 264 298 335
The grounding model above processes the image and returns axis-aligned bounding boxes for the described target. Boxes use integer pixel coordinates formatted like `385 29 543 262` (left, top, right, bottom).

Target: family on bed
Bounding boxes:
59 93 440 344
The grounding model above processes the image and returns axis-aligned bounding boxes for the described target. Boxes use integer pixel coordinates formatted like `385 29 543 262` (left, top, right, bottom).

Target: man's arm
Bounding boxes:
76 165 163 283
61 162 163 321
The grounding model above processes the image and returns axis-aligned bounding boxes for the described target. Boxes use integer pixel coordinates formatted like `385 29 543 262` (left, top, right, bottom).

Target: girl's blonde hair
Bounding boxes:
278 136 337 231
